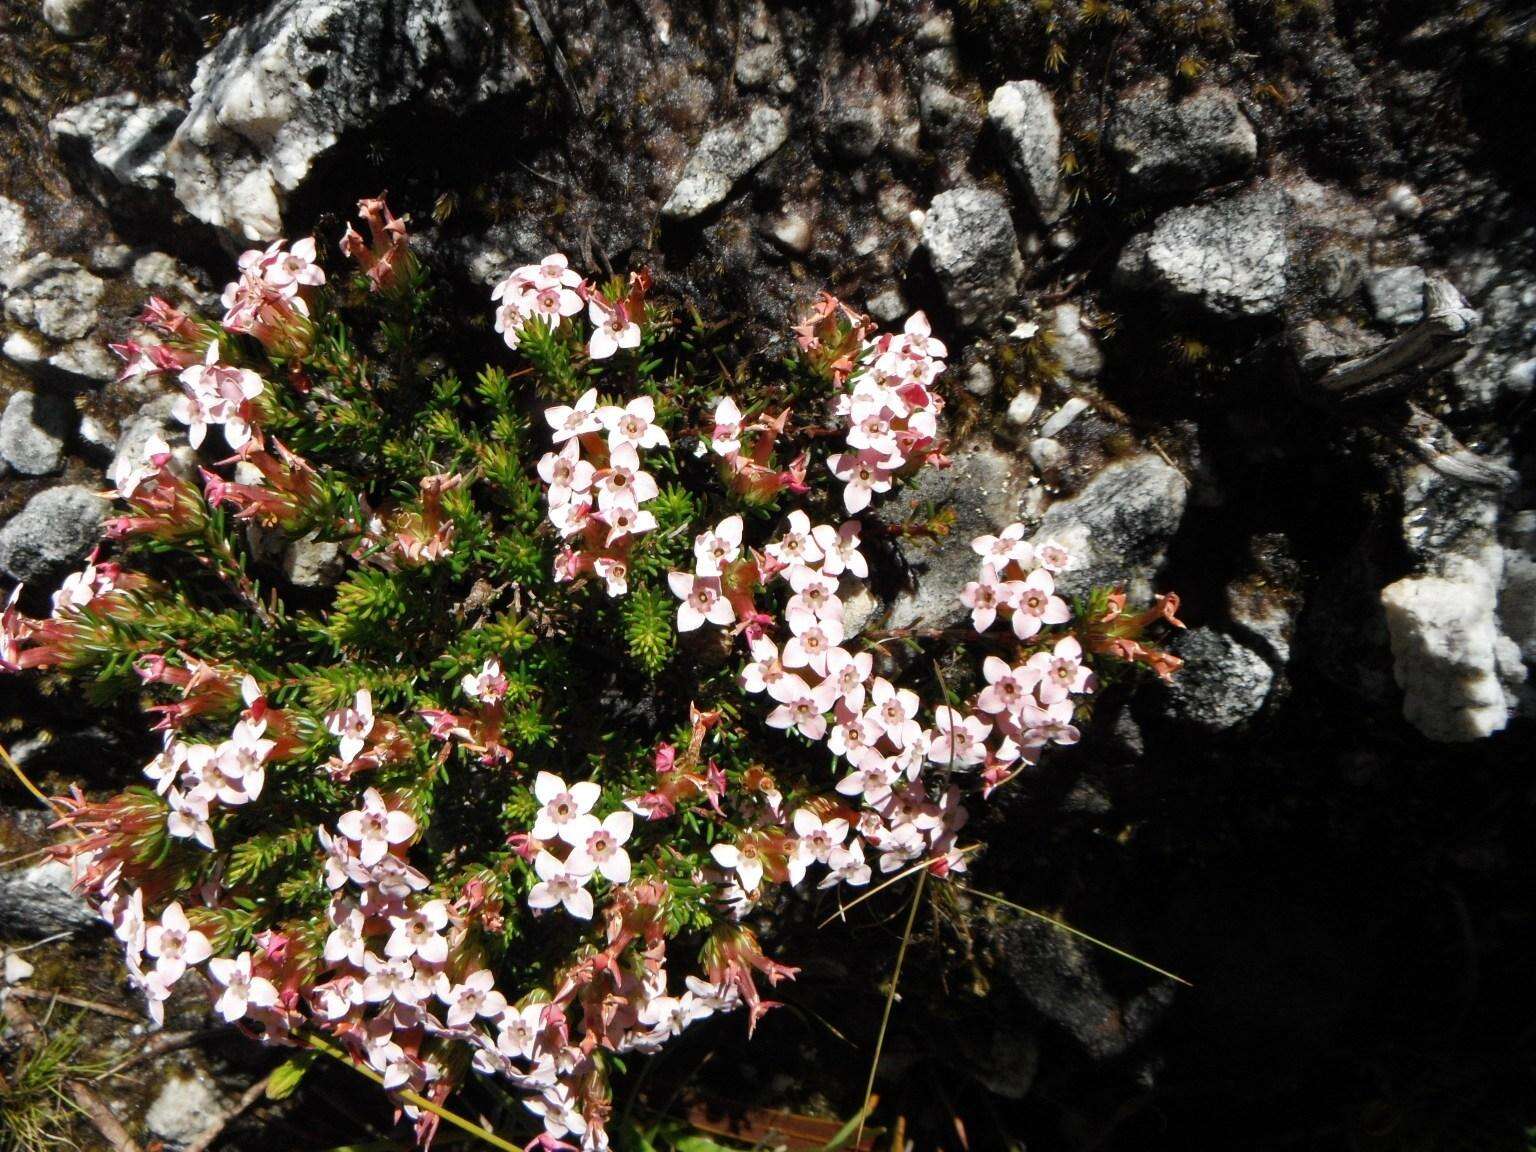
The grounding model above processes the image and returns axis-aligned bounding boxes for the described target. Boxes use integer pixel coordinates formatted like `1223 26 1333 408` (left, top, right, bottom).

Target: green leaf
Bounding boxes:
265 1050 319 1100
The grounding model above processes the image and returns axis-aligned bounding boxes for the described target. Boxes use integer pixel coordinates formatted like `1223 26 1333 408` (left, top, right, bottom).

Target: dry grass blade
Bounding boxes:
952 883 1192 987
856 866 928 1150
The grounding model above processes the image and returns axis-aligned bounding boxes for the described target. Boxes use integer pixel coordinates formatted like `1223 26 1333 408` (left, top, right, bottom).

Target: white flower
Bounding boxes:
326 689 375 764
207 952 279 1022
361 952 427 1005
324 905 368 967
527 850 595 919
588 299 644 361
710 839 766 892
336 788 417 866
765 510 823 568
166 789 214 850
462 658 508 703
496 1003 548 1062
692 515 744 577
544 388 602 444
143 901 212 985
788 808 849 884
530 772 602 845
597 395 667 451
385 899 450 964
439 969 509 1028
666 572 735 632
568 811 635 884
819 838 872 888
710 396 743 456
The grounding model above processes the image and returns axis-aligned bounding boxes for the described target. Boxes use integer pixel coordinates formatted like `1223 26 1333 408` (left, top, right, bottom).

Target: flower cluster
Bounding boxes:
540 388 668 597
1 211 1185 1152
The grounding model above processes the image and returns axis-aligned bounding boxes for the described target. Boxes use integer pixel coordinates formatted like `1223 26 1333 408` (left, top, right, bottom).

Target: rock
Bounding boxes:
846 0 881 30
1116 187 1290 320
165 0 526 241
1047 302 1103 383
1382 576 1513 741
736 43 789 92
0 861 98 937
1028 437 1065 470
990 911 1176 1061
1163 627 1274 729
661 106 790 220
47 339 120 386
865 287 906 324
1 255 106 342
4 952 36 983
90 243 134 273
987 80 1069 225
41 0 98 37
962 362 996 397
146 1072 228 1147
0 485 109 583
1289 315 1382 377
0 196 34 266
1107 83 1257 196
1029 453 1188 601
1006 388 1040 427
0 390 74 476
131 251 201 298
2 331 46 370
1501 513 1536 664
915 13 955 48
764 211 812 255
113 395 195 482
1039 396 1091 438
921 186 1024 328
918 83 973 141
825 101 885 162
49 93 185 192
879 439 1028 631
1364 265 1427 327
1449 263 1536 408
282 534 345 588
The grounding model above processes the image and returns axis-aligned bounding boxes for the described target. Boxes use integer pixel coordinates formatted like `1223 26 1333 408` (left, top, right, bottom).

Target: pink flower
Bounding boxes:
693 515 744 578
385 899 450 964
527 850 595 919
439 969 509 1028
1034 540 1071 572
667 572 735 632
537 441 595 507
811 521 867 578
1027 635 1092 704
207 952 279 1022
593 556 629 597
836 752 897 803
588 299 643 360
976 655 1030 715
785 566 842 622
568 811 634 884
819 838 872 888
765 679 838 741
531 772 601 845
337 788 417 866
782 613 844 676
971 524 1033 570
545 388 601 444
960 565 1017 633
361 952 427 1005
766 510 823 568
326 689 376 764
825 647 873 712
166 790 214 849
144 901 212 985
927 706 991 767
263 237 326 290
788 808 849 884
1011 570 1072 640
710 838 768 892
828 450 894 513
598 395 668 451
710 396 744 456
462 658 508 703
594 443 659 511
869 678 922 747
600 503 657 545
324 905 368 967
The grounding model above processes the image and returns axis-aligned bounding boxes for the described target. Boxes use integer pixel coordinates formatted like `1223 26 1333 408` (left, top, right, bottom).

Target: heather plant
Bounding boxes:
0 194 1183 1151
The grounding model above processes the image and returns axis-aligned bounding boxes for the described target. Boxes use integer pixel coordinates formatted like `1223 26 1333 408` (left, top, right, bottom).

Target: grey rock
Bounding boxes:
764 211 812 255
1030 453 1188 602
1365 265 1427 327
0 196 34 266
0 485 109 583
1108 83 1257 195
41 0 98 37
1006 388 1041 427
825 101 885 162
2 331 46 369
662 106 790 220
846 0 881 30
1028 437 1066 470
50 93 185 192
131 251 200 298
282 534 345 588
2 255 106 342
146 1073 227 1147
0 390 74 476
0 860 98 937
865 287 907 324
879 439 1028 631
90 243 135 273
47 339 119 385
914 12 955 48
921 186 1024 328
991 911 1177 1061
1116 187 1289 319
1164 627 1275 729
1047 302 1103 383
1450 270 1536 408
1501 513 1536 664
962 362 996 397
1289 315 1383 377
735 42 792 93
987 80 1068 224
1382 576 1513 741
165 0 527 241
918 83 973 141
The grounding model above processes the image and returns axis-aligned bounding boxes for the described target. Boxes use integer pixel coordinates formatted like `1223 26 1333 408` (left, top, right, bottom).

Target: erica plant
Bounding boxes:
0 194 1182 1151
